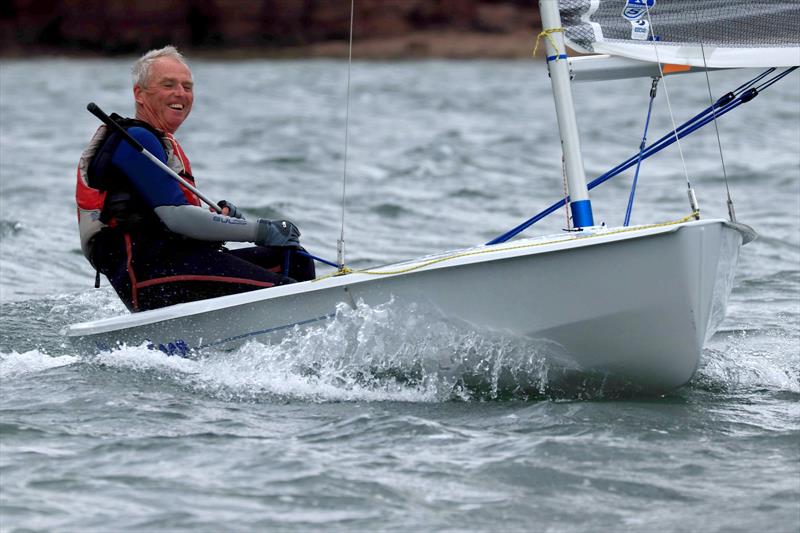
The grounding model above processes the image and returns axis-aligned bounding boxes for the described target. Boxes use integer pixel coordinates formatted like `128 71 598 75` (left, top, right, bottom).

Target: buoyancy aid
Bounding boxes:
76 115 201 264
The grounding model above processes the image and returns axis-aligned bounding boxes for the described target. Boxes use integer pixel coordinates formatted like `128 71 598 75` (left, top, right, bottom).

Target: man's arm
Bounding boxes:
111 127 260 242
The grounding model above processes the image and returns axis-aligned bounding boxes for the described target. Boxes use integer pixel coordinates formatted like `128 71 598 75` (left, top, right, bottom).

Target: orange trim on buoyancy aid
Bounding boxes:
76 125 110 223
76 118 202 273
75 165 109 220
76 120 198 227
164 132 200 207
177 175 201 207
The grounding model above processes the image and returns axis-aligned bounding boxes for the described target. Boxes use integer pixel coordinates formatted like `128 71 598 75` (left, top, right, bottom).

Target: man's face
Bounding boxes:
134 57 194 134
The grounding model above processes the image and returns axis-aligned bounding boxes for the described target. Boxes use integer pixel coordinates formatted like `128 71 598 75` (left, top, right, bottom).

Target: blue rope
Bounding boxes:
297 249 339 268
486 91 750 245
624 77 659 227
486 68 788 245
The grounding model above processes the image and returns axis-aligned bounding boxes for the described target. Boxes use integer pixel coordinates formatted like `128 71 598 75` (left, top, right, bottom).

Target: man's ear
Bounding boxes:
133 85 144 106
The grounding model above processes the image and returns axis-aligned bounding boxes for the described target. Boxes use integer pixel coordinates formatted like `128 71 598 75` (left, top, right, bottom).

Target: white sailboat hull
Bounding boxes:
65 219 750 392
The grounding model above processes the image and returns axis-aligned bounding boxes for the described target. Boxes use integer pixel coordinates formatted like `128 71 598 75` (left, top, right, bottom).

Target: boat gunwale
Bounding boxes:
64 218 744 337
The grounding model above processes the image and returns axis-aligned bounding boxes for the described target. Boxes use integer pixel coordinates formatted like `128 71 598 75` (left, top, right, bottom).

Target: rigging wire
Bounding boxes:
484 67 792 245
734 68 775 92
695 12 736 222
755 66 798 91
644 6 700 219
336 0 355 272
624 76 660 227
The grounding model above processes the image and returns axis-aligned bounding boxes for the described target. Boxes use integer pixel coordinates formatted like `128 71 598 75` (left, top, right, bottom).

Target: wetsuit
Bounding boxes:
76 118 314 312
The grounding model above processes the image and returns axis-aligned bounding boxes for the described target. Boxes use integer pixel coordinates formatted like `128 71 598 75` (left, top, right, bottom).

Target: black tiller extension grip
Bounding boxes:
86 102 145 153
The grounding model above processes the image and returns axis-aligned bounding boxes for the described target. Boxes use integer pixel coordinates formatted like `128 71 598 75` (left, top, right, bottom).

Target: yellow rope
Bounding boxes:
314 265 353 282
533 28 564 59
313 212 700 281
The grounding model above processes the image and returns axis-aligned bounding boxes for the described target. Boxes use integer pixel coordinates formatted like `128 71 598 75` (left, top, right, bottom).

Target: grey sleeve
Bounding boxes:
154 204 259 242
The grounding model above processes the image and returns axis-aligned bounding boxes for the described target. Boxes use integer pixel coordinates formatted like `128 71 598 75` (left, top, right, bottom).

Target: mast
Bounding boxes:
538 0 594 228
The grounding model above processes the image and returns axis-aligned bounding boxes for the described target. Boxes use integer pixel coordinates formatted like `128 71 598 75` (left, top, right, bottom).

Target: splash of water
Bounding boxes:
7 297 797 402
68 299 552 402
0 349 79 379
695 328 800 393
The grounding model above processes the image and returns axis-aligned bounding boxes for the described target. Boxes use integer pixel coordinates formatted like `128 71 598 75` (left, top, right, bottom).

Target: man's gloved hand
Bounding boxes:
256 218 301 248
218 200 244 219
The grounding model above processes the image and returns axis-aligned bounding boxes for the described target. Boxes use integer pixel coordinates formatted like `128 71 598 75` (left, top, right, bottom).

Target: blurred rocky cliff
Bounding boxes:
2 0 541 57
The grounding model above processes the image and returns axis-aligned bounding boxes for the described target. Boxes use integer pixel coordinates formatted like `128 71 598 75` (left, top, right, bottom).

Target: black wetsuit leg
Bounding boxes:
92 232 299 312
227 246 316 283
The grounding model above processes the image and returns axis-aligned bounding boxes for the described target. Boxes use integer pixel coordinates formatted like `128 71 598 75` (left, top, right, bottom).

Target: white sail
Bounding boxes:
560 0 800 68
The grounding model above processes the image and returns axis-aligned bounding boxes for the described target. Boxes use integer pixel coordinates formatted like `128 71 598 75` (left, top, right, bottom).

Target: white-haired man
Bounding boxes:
76 46 314 312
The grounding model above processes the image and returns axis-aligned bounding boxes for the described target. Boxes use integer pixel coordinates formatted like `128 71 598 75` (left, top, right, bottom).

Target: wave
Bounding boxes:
694 328 800 394
0 350 79 379
0 219 25 238
74 299 552 402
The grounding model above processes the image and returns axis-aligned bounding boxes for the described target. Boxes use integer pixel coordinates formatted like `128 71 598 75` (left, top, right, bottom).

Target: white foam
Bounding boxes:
86 299 551 402
699 328 800 393
48 288 128 322
0 350 79 379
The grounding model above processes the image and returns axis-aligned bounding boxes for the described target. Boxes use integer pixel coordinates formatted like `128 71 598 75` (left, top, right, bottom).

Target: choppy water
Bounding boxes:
1 59 798 531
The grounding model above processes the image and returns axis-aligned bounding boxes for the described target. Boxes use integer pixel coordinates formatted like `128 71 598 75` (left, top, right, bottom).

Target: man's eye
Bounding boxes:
162 82 174 88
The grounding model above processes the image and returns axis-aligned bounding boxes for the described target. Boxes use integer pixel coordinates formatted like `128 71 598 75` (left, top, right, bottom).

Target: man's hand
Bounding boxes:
256 219 301 248
217 200 244 219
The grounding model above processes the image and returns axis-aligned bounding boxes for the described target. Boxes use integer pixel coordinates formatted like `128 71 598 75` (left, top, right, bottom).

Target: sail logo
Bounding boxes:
622 0 655 21
630 20 650 40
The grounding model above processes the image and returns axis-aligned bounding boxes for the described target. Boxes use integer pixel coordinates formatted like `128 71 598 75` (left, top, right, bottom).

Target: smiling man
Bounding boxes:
133 49 194 134
76 46 315 312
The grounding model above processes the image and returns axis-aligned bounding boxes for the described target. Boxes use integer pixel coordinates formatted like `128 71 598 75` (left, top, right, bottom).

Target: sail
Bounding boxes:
559 0 800 68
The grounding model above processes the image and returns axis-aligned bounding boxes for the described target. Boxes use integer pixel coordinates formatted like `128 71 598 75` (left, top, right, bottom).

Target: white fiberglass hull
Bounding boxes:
65 219 751 392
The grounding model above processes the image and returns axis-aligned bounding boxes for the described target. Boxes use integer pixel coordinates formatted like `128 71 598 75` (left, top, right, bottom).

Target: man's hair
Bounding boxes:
131 45 190 88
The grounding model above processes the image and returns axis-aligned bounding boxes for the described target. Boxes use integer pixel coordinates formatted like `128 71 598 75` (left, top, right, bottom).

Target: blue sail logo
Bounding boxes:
622 0 655 21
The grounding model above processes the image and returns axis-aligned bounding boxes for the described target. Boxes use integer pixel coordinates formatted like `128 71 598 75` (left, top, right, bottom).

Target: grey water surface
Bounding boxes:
1 59 798 532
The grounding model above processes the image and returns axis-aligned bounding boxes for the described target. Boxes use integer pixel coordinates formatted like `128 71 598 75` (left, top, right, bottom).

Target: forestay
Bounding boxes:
559 0 800 68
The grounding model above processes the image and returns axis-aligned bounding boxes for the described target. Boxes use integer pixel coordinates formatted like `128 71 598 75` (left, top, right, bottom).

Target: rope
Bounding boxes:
313 266 353 282
485 67 780 246
756 66 798 91
308 64 788 269
336 0 355 273
735 68 774 93
314 212 699 281
624 77 660 227
533 28 564 59
305 64 795 270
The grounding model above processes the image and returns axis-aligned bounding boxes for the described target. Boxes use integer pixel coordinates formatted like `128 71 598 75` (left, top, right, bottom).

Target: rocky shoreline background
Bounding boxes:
2 0 542 58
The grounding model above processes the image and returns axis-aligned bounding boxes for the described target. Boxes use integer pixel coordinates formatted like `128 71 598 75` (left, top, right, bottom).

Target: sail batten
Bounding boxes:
560 0 800 68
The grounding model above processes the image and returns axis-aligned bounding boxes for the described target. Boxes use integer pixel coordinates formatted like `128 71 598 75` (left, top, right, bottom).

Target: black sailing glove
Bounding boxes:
256 219 301 248
217 200 244 219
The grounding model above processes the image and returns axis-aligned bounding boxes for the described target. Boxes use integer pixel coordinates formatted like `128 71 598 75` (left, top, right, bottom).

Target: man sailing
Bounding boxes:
77 46 315 312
